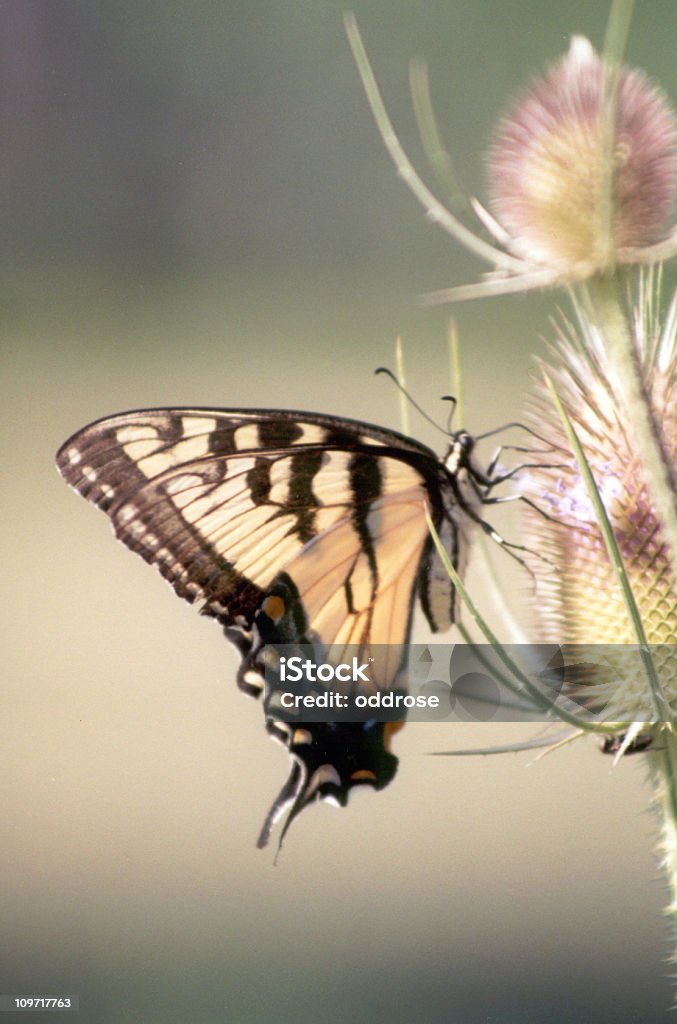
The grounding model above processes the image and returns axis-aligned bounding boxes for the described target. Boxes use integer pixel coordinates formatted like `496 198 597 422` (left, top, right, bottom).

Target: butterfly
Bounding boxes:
56 405 499 848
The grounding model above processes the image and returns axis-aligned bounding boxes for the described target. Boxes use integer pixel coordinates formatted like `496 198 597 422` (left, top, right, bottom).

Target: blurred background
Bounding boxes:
3 1 676 1021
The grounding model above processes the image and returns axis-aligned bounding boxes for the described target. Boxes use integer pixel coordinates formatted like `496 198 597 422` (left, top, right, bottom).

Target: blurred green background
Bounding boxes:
3 2 676 1021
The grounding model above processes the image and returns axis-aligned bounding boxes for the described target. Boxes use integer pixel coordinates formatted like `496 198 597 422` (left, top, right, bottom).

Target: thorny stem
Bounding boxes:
598 0 635 262
583 272 677 989
648 729 677 975
586 274 677 581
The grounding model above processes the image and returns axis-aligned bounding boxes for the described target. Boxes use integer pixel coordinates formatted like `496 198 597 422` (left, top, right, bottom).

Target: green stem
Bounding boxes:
394 337 411 437
587 274 677 580
648 728 677 975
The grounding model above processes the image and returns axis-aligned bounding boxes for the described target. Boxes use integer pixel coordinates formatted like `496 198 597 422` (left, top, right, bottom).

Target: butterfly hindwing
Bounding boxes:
57 407 470 846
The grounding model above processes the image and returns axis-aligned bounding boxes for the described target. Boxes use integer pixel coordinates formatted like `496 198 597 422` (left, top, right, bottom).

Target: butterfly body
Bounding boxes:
57 407 489 846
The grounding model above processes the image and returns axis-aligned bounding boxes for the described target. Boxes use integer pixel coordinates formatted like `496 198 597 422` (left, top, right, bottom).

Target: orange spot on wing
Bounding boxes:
262 595 286 622
383 721 406 751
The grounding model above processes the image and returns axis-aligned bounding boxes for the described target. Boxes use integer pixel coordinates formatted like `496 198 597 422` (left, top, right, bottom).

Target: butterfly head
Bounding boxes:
443 430 476 475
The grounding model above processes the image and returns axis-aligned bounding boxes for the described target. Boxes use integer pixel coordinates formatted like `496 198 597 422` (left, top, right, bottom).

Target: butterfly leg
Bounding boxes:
482 489 590 539
478 459 566 494
449 477 553 577
481 491 559 520
466 452 568 531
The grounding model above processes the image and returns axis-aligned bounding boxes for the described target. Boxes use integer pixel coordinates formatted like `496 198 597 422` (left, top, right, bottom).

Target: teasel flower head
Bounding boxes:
345 17 677 303
488 37 677 280
522 284 677 721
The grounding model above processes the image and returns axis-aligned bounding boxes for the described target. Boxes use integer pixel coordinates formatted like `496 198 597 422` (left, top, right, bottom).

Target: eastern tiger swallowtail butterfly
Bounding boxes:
56 406 497 848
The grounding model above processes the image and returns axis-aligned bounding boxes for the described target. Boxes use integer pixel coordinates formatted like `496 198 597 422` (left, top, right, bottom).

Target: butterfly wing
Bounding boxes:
56 407 458 846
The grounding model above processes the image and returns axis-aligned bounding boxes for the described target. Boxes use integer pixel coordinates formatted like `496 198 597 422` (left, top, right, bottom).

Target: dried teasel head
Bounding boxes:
488 37 677 280
522 287 677 719
347 18 677 302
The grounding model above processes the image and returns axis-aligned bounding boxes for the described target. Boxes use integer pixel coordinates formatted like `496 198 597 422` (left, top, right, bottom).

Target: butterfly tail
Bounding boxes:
256 760 306 852
258 721 400 856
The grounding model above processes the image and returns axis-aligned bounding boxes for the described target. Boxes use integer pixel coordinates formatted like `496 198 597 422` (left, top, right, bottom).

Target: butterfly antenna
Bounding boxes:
440 394 457 434
473 421 557 449
375 367 448 436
